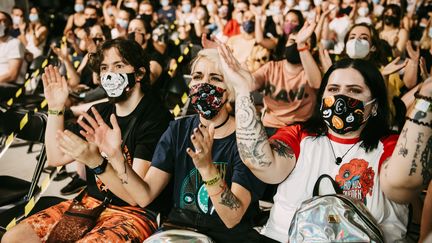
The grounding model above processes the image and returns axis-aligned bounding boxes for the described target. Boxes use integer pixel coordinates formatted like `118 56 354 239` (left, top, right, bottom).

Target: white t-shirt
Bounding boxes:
262 125 408 243
0 36 24 77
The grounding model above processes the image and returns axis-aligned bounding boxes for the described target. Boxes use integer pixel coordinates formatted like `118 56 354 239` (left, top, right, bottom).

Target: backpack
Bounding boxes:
288 174 385 243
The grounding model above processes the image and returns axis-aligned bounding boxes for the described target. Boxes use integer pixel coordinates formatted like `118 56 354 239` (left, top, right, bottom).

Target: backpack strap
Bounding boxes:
312 174 343 197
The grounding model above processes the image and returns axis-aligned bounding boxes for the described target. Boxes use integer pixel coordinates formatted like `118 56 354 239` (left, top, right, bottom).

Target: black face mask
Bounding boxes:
285 43 301 64
383 15 399 26
128 32 146 46
339 6 352 16
139 14 153 25
84 18 97 28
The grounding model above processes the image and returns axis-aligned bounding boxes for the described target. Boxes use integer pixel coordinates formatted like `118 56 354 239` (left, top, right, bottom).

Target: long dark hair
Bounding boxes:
89 38 151 92
273 9 304 60
342 23 391 67
302 58 391 152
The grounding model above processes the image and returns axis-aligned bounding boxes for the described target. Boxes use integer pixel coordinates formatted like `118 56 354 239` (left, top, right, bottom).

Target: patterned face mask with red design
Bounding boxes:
320 94 375 134
189 83 226 120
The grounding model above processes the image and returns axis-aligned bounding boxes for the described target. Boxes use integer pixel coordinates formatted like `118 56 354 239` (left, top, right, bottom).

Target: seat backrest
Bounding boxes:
0 109 47 143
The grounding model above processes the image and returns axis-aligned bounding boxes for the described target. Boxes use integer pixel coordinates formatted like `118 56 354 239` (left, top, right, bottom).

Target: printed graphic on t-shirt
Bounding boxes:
335 158 375 204
96 145 132 192
263 83 309 103
179 162 227 214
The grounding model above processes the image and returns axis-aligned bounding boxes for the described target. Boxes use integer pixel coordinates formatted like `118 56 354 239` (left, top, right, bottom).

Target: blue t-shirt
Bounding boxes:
152 115 265 222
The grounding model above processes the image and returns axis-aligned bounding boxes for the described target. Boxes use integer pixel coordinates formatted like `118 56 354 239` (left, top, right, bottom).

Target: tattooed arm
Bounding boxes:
217 44 297 184
381 79 432 204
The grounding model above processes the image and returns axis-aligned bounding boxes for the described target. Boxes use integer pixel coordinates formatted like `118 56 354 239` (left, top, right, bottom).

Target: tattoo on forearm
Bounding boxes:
398 128 408 157
219 186 241 210
118 160 128 184
409 132 424 176
235 94 272 167
269 139 294 159
421 135 432 186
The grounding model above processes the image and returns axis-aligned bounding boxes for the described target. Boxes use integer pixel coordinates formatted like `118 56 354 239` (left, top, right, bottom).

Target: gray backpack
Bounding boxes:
288 174 385 243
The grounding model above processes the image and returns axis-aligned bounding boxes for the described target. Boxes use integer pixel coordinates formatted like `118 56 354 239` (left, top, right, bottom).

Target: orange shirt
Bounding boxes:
253 60 317 128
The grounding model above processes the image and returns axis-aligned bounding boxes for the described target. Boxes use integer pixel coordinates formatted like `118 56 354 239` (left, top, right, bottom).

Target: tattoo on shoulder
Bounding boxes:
235 95 273 167
421 135 432 186
219 185 241 210
269 139 294 159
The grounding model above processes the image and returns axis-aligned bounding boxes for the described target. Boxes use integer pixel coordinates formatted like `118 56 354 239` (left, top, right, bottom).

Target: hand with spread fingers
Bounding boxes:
56 130 102 168
186 123 216 171
382 57 408 76
218 44 255 91
78 107 123 159
41 65 69 110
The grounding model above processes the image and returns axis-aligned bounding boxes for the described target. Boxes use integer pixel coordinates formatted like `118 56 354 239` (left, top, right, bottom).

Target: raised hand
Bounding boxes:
57 130 102 168
41 65 69 110
406 41 420 61
78 107 123 158
218 44 255 91
186 123 215 170
318 45 332 73
382 57 408 76
419 76 432 97
295 20 317 45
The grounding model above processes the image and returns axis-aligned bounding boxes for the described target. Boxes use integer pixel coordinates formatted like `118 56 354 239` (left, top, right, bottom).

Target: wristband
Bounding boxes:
406 116 432 128
203 173 221 186
297 43 309 52
415 99 432 112
91 157 108 175
48 109 65 116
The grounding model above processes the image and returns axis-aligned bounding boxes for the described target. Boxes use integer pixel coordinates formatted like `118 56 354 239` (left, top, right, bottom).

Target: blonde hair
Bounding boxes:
190 48 235 102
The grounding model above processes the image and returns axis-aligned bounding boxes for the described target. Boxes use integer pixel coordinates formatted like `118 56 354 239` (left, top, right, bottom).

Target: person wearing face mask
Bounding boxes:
138 1 156 28
378 4 408 57
51 48 265 243
19 7 48 59
226 11 258 66
123 0 139 13
157 0 176 24
223 0 249 37
10 6 25 38
253 0 285 50
111 8 133 39
2 38 174 242
0 11 25 86
354 0 372 24
251 20 321 132
64 0 87 34
227 42 432 243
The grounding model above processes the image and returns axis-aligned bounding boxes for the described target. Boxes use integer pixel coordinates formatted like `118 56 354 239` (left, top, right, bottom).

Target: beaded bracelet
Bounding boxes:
209 181 226 197
406 117 432 128
414 91 432 103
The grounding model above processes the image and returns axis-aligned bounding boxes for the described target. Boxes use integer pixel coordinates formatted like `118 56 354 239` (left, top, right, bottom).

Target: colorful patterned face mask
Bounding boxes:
189 83 226 120
320 94 375 134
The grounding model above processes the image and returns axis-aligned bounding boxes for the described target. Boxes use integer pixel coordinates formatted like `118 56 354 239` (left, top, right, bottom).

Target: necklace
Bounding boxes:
327 137 358 165
214 115 230 129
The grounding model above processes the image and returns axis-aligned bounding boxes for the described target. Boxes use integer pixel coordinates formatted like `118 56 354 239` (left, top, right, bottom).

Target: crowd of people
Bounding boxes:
0 0 432 242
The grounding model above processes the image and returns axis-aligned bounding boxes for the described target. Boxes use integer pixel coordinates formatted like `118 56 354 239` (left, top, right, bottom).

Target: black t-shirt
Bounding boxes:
151 115 266 228
421 49 432 74
69 92 173 214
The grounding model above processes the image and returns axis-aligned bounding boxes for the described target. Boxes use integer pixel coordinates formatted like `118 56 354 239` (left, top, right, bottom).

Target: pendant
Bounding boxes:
335 157 342 165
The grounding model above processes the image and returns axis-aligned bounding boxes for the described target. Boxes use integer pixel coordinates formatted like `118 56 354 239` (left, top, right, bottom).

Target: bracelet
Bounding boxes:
203 173 221 186
406 116 432 128
208 181 226 197
47 109 65 116
414 91 432 103
297 43 309 52
91 157 108 175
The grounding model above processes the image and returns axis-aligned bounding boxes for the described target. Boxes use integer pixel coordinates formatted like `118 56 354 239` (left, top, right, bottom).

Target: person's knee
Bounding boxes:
1 223 40 243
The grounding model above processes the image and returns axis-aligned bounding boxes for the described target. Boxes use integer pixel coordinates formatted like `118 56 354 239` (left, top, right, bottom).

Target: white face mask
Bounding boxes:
298 0 310 11
101 72 134 97
313 0 322 6
346 38 370 59
429 28 432 38
0 23 5 37
286 0 296 7
12 16 21 25
357 7 369 16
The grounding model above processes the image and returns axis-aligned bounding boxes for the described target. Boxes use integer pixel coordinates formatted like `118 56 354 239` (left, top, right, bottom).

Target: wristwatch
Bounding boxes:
92 157 108 175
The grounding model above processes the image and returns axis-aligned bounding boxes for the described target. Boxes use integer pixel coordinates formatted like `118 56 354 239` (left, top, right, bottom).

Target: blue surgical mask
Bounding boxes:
372 0 380 4
242 20 255 33
74 4 84 13
182 3 192 13
116 18 129 29
29 14 39 22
